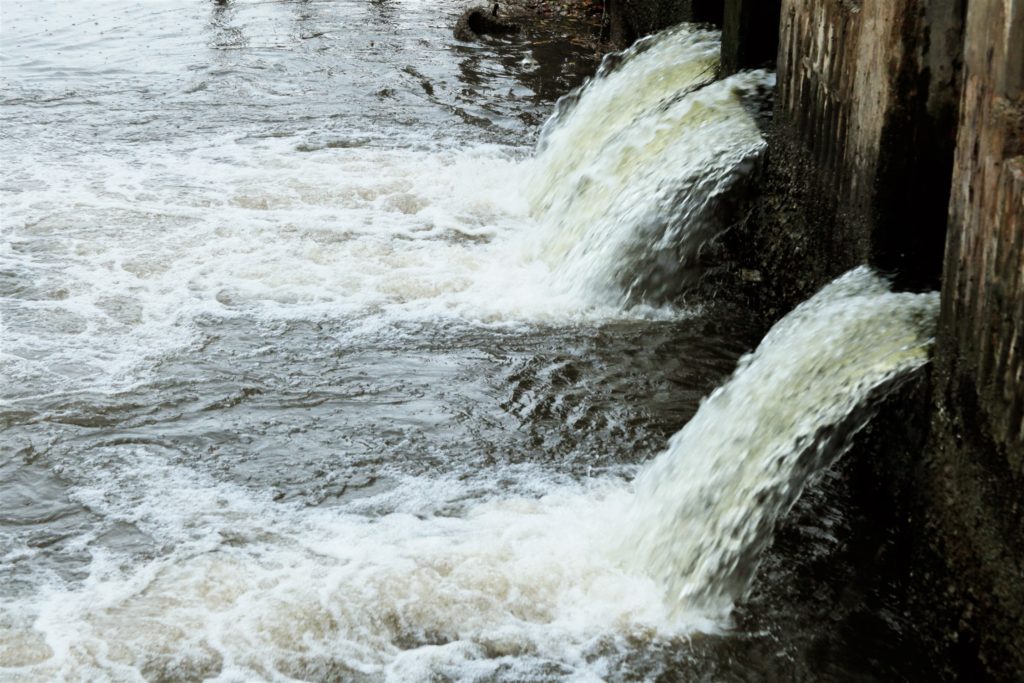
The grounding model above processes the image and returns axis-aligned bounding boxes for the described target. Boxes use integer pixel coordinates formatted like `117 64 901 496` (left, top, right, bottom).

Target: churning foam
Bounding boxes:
0 268 938 681
0 451 687 682
0 140 553 399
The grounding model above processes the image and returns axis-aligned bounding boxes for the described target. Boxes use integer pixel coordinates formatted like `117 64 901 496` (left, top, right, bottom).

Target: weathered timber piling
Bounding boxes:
938 0 1023 469
927 1 1024 677
735 0 963 310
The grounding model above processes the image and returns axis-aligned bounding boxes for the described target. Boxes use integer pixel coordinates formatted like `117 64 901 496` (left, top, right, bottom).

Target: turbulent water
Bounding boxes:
3 2 940 682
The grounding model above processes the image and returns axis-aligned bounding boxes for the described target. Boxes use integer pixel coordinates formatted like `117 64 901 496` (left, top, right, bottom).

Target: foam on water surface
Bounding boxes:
2 135 691 403
1 452 690 682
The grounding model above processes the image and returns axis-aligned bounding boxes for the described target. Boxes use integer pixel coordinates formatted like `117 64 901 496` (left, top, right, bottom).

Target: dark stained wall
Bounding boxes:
773 0 962 292
720 0 963 319
721 0 780 74
607 0 723 45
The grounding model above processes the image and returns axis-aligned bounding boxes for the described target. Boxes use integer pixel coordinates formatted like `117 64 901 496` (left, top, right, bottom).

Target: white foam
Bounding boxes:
1 449 707 682
2 134 691 400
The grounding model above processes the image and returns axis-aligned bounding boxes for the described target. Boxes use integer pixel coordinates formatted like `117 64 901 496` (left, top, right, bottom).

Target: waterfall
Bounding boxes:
620 267 939 616
522 24 774 306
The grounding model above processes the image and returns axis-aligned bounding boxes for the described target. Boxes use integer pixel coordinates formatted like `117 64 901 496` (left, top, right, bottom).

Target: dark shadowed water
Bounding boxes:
2 2 942 681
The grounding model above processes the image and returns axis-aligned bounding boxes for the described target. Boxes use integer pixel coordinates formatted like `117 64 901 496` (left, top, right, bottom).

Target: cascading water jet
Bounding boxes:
618 267 939 617
522 24 774 307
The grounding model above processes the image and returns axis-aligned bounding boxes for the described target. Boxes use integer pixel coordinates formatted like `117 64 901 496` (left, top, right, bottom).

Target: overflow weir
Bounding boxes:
604 0 1023 678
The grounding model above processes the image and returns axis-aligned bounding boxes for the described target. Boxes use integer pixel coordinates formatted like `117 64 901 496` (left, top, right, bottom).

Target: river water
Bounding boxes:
3 2 943 681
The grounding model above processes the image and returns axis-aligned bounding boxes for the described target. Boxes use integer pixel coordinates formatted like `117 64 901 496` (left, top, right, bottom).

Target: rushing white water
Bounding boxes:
1 141 560 398
2 5 939 680
0 456 678 682
625 268 940 617
523 25 773 304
